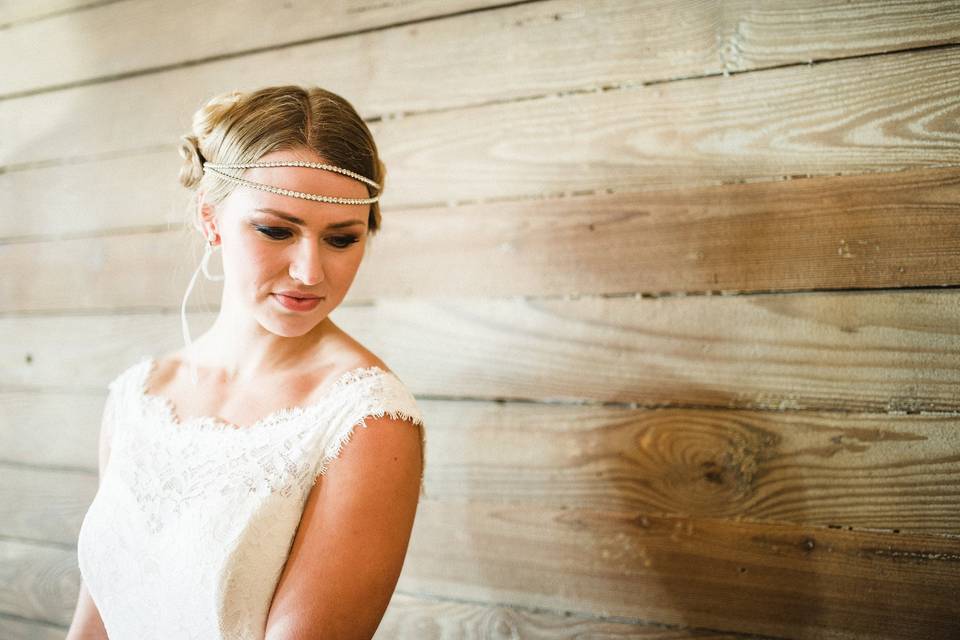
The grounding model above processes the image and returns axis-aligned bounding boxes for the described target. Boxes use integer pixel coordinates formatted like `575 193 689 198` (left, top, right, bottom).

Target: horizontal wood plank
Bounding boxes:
0 538 77 626
5 0 960 101
0 466 97 544
0 149 188 240
368 45 960 207
2 24 958 206
0 539 686 638
2 292 958 412
4 506 958 639
0 0 100 27
0 0 521 97
5 2 958 639
0 613 65 640
4 396 959 545
2 168 958 304
403 502 960 639
374 591 680 639
0 391 102 469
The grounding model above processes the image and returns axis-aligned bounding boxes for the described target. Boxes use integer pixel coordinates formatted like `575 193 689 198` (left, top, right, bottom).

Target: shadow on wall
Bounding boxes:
448 311 828 635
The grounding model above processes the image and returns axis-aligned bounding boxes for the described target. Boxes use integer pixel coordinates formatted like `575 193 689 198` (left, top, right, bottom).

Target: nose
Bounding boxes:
288 238 324 286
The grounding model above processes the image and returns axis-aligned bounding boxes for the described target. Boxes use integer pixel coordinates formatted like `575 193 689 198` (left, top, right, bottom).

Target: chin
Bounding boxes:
266 306 330 333
266 325 318 339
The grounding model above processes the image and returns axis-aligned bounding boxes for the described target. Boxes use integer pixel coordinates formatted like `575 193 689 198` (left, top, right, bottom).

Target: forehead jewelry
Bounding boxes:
202 160 380 205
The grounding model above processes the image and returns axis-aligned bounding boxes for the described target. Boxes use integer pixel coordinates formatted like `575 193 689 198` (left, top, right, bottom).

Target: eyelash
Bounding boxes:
254 226 359 248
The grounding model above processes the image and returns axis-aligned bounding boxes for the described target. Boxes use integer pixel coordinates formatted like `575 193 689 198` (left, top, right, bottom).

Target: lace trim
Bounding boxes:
105 356 427 522
311 382 427 498
136 355 391 433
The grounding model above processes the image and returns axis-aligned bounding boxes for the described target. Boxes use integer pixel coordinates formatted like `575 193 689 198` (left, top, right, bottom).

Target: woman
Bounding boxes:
66 85 427 639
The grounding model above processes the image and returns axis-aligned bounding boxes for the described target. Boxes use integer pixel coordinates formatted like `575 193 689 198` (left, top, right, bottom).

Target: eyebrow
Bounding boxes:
254 207 365 229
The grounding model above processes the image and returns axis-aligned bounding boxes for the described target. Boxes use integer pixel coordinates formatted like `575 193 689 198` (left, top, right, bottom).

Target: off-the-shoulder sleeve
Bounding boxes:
313 368 427 498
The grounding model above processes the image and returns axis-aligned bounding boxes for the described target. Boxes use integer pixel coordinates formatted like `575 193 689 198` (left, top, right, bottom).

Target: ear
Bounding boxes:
195 190 220 244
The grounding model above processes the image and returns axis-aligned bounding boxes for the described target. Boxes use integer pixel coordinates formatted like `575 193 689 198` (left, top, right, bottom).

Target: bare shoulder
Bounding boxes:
264 348 422 639
323 329 392 377
145 352 182 392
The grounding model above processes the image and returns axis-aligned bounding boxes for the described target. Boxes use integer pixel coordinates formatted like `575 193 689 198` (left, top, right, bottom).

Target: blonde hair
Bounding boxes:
177 85 385 235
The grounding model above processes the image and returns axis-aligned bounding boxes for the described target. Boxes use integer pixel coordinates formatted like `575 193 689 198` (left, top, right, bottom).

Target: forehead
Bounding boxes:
244 161 370 198
252 205 366 230
226 151 371 227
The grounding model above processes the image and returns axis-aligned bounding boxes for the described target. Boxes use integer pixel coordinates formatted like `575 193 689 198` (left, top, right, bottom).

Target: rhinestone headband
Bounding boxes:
202 160 380 205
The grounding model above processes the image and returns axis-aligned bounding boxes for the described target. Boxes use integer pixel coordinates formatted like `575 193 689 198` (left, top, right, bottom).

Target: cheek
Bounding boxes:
329 250 366 285
225 235 281 279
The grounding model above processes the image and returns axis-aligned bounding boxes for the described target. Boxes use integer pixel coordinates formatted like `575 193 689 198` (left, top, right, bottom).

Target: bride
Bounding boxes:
66 84 426 640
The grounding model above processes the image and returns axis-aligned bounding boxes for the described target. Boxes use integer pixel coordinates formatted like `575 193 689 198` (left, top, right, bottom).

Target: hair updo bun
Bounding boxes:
176 85 386 235
177 90 244 190
177 134 205 189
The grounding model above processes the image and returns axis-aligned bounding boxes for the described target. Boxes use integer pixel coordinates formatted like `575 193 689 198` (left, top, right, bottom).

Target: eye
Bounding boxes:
255 225 292 240
328 235 360 249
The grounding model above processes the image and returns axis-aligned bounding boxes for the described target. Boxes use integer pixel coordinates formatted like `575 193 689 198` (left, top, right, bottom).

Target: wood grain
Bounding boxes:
4 0 960 99
4 397 959 545
3 506 958 639
0 540 720 639
0 0 522 97
2 167 958 306
2 14 958 188
3 292 958 412
3 1 958 637
0 0 105 28
403 502 960 639
0 391 103 469
0 612 66 640
12 505 959 639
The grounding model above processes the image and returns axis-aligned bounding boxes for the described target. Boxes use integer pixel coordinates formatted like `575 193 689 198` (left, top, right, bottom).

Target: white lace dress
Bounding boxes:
77 355 426 639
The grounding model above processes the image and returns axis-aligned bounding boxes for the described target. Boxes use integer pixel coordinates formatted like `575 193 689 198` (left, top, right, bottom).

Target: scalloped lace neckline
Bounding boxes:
136 356 388 433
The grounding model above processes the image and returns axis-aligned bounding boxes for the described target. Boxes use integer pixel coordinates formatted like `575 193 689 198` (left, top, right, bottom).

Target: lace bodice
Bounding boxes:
77 355 426 639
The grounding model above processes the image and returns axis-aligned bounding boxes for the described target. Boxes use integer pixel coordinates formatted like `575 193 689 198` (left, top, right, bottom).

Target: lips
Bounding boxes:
275 291 321 300
272 292 324 312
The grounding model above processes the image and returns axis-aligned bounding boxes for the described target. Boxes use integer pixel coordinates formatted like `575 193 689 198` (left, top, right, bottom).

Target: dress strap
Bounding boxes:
104 356 153 433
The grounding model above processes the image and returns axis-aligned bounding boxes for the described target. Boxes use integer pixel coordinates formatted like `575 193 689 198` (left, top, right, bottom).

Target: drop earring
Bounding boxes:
201 238 225 282
180 236 224 386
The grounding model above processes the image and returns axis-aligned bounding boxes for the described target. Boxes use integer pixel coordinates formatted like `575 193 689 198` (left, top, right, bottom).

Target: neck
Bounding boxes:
184 290 337 382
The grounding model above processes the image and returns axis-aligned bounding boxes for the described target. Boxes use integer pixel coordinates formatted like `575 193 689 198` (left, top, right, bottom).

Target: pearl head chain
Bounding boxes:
202 160 381 205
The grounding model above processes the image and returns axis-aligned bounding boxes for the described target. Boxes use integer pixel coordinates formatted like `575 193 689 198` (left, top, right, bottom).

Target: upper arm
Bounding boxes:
264 414 425 640
65 581 109 640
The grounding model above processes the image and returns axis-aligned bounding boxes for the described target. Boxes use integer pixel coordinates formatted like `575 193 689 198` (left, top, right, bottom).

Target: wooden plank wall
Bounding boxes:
2 1 960 638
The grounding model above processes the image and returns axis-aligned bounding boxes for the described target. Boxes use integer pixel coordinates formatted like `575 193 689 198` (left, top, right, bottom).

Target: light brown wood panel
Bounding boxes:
0 391 102 469
404 503 960 639
378 592 701 639
0 540 693 638
369 45 960 207
0 148 187 240
0 0 525 98
0 465 97 544
0 0 102 27
2 15 958 187
5 0 960 101
292 404 960 536
4 508 958 639
0 601 683 640
4 398 959 546
2 292 958 412
0 538 76 626
711 0 960 72
3 167 958 304
0 613 65 640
